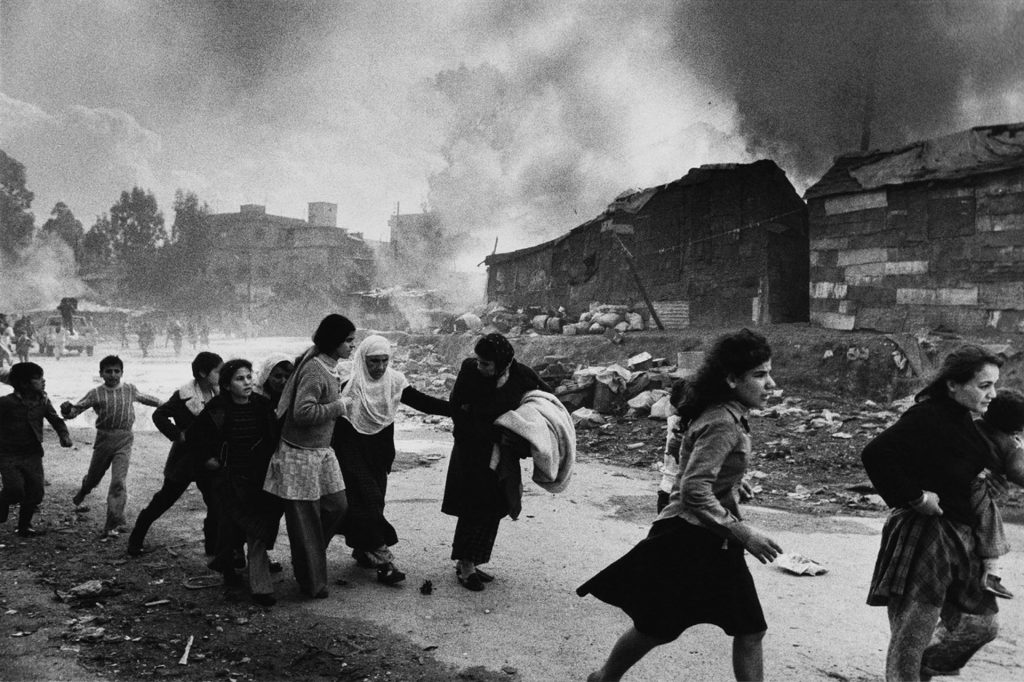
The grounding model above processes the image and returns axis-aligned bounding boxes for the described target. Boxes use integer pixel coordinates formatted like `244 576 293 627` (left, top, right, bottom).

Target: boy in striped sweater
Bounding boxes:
61 355 161 536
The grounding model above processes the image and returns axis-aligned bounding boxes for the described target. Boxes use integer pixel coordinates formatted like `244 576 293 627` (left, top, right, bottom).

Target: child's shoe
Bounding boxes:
984 574 1014 599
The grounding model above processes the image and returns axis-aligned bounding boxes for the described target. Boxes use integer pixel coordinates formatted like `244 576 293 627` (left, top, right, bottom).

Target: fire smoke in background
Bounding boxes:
2 0 1023 308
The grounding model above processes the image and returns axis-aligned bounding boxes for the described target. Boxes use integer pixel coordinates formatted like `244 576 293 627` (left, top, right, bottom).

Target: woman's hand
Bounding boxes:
911 490 943 516
743 529 782 564
732 524 782 563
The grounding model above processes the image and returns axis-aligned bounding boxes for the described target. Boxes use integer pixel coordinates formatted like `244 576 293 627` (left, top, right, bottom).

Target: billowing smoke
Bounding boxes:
671 0 1024 188
0 233 88 313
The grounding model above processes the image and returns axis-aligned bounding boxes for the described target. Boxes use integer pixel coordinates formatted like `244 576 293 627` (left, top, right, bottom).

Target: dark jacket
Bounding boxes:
441 358 551 518
152 387 210 481
0 391 69 457
861 396 991 526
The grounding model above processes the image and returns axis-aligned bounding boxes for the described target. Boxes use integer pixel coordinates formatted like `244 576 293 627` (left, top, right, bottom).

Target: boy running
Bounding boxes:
0 363 73 536
61 355 161 536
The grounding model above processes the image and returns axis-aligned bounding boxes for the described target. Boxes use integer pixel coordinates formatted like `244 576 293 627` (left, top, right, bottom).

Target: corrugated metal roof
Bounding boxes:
805 123 1024 200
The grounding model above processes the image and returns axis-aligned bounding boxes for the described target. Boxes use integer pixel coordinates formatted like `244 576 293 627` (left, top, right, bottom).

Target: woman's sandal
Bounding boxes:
457 571 485 592
455 567 494 584
377 564 407 586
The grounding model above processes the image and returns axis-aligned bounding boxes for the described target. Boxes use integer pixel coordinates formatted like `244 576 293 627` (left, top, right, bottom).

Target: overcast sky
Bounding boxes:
2 0 1023 265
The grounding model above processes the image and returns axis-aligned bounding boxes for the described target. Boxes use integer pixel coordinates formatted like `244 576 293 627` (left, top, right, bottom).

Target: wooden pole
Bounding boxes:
612 232 665 331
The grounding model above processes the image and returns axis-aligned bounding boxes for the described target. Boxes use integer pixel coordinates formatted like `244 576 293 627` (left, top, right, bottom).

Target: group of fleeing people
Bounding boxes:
2 317 1022 680
1 313 556 608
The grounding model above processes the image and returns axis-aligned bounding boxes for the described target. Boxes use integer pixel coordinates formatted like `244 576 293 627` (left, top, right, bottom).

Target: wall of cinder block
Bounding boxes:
808 170 1024 333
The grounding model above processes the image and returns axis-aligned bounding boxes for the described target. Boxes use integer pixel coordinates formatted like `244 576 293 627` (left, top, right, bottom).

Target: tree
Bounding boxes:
0 150 36 258
81 214 115 272
108 186 167 262
170 189 209 245
40 202 85 262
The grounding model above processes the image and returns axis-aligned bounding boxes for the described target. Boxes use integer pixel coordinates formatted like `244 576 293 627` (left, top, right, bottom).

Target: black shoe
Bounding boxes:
127 544 159 557
313 588 329 599
0 503 8 523
984 575 1014 599
457 571 485 592
352 549 374 568
456 567 494 583
269 561 283 574
232 550 246 570
222 571 244 588
377 564 406 586
16 527 46 538
251 593 276 607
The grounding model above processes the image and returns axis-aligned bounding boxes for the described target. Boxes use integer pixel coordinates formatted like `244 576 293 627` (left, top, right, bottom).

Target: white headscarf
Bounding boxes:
341 334 409 435
255 352 294 395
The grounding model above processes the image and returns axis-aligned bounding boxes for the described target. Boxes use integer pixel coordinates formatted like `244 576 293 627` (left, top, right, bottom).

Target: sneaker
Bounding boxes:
984 575 1014 599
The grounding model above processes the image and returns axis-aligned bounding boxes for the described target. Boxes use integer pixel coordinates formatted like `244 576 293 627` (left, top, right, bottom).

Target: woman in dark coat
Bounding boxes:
334 335 450 585
188 359 282 606
862 345 1002 680
441 333 551 591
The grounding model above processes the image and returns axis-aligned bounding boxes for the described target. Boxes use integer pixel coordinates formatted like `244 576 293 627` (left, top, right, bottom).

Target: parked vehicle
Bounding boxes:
36 315 98 356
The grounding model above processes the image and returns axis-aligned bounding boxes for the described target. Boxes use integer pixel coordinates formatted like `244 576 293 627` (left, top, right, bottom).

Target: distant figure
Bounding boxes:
15 331 32 363
199 322 210 347
169 321 184 356
58 297 77 335
120 320 131 349
0 322 13 368
138 322 156 358
187 321 199 351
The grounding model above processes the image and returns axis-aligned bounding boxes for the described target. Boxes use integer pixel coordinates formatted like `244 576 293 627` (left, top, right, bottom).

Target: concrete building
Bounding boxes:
201 202 375 330
805 123 1024 333
484 160 809 328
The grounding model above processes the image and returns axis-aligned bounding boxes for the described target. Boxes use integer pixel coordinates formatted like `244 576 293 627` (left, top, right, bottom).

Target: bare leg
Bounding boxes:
886 598 942 681
733 631 765 681
588 626 670 682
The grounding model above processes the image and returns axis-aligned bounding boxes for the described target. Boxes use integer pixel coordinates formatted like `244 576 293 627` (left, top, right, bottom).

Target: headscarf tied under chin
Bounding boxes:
341 334 410 435
475 333 515 376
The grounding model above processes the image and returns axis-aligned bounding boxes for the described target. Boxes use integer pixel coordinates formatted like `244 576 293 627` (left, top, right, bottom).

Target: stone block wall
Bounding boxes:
808 171 1024 333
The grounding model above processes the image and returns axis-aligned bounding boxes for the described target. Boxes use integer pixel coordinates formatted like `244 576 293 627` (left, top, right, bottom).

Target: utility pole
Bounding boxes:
611 231 665 331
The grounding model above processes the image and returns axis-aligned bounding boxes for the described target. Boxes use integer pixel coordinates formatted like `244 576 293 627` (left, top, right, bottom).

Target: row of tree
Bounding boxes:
1 149 216 307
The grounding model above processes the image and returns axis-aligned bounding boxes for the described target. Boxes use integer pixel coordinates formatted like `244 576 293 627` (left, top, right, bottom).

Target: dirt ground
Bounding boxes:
2 326 1023 681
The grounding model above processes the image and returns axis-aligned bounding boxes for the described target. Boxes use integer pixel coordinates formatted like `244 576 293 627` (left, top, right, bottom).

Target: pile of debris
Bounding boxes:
535 351 685 428
442 302 651 339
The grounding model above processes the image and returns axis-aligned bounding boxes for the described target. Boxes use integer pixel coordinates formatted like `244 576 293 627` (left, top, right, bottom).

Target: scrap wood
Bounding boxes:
177 634 194 665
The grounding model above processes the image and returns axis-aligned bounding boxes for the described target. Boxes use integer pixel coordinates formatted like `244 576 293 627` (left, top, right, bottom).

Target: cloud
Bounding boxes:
0 93 163 223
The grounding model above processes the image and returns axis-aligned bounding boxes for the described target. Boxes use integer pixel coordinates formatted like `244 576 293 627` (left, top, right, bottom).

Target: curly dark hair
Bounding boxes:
676 329 772 427
983 388 1024 434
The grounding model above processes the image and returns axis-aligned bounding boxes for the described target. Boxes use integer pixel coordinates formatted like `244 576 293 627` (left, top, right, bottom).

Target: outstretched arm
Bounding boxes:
400 386 451 417
61 391 96 419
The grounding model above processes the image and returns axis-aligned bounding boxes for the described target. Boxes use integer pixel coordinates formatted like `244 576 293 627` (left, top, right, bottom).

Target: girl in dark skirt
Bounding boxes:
334 334 450 585
188 359 282 606
578 329 782 681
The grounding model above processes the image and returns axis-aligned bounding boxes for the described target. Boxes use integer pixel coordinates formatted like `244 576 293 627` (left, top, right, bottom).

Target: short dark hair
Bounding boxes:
99 355 124 371
312 314 356 355
9 362 43 390
191 351 223 379
218 359 253 393
983 388 1024 434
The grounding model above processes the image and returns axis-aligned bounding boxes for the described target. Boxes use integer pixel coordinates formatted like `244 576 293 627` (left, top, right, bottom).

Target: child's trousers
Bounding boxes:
75 429 134 532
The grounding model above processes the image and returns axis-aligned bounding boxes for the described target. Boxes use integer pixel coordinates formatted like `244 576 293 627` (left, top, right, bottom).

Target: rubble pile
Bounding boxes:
443 302 651 339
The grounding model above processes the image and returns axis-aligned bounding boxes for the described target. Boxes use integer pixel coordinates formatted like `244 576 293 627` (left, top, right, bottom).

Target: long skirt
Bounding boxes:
577 517 766 640
336 427 399 551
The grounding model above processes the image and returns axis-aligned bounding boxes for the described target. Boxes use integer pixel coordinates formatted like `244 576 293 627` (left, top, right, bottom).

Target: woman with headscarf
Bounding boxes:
255 353 296 411
334 334 451 585
441 332 552 591
263 314 355 599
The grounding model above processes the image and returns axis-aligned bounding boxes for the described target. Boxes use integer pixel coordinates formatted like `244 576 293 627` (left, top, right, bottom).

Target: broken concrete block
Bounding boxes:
628 352 653 371
626 312 644 330
570 407 605 428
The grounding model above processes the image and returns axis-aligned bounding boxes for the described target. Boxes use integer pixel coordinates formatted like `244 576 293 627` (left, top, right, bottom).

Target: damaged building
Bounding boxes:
484 160 808 327
806 123 1024 333
202 202 375 329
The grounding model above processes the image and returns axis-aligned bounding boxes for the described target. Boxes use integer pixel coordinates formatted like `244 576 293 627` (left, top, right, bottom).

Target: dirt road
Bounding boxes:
3 338 1023 681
